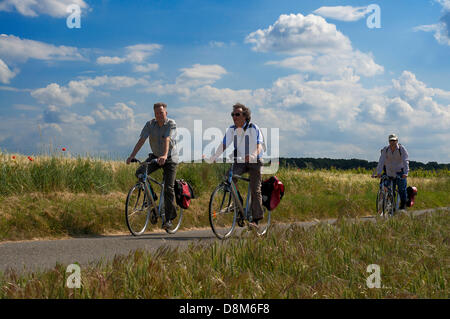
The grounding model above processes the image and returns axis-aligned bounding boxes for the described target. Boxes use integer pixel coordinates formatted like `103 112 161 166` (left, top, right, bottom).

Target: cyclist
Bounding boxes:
375 134 409 210
210 102 265 229
126 102 179 230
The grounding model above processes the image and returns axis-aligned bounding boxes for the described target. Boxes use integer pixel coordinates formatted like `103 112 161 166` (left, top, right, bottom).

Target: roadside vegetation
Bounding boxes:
0 211 448 298
0 152 449 241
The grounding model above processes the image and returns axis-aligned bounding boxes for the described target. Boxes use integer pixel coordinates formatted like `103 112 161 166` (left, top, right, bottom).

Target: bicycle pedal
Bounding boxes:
237 213 245 227
150 209 158 225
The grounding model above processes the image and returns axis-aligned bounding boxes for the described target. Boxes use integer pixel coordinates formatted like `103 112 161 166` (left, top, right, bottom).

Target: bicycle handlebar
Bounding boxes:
130 158 158 165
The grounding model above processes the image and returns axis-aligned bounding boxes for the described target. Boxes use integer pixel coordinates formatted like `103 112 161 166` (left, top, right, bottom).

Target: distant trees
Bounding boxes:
279 158 449 171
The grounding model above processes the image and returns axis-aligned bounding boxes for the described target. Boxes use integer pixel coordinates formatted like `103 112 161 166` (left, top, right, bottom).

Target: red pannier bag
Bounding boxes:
406 186 418 207
261 176 285 211
174 179 195 209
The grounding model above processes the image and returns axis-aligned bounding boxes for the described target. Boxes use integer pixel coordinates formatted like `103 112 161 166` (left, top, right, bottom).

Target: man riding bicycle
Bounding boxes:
126 102 179 230
375 134 410 210
210 102 265 229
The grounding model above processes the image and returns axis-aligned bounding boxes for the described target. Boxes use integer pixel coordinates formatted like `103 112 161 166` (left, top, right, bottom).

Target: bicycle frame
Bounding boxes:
226 162 254 222
379 175 400 214
139 161 167 221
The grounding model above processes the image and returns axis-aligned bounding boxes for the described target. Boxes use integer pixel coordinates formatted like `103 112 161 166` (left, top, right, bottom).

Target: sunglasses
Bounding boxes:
231 112 241 117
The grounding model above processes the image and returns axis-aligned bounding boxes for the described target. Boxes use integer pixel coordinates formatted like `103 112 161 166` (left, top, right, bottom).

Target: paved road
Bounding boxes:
0 207 448 274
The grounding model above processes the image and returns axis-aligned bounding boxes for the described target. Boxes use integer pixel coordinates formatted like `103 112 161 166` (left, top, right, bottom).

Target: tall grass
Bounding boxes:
0 211 448 298
0 152 449 241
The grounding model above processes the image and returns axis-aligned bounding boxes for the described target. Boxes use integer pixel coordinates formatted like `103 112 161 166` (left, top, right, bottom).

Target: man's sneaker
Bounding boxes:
162 220 173 230
248 221 259 231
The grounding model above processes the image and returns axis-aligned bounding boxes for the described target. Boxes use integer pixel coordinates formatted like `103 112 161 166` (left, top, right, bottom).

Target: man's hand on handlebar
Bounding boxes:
157 155 167 166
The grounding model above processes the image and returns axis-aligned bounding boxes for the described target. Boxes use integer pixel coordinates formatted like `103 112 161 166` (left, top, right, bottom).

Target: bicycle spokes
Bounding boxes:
209 184 237 239
125 183 150 236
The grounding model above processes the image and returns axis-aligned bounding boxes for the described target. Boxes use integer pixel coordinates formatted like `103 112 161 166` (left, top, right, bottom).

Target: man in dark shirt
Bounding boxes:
126 102 178 229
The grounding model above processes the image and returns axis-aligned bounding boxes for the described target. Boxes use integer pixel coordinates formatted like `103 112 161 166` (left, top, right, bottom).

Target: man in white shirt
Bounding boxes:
376 134 409 210
210 103 265 228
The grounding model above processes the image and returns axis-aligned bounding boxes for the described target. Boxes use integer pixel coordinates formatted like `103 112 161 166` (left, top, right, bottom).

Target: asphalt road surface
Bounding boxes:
0 207 447 274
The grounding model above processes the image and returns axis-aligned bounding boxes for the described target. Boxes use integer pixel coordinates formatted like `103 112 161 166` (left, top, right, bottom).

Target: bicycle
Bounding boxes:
375 174 400 217
208 158 271 239
125 158 183 235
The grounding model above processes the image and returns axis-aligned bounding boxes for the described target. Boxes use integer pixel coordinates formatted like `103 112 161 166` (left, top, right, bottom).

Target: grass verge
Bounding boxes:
0 211 448 298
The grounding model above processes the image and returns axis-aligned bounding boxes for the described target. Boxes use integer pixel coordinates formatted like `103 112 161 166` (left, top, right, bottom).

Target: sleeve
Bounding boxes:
401 145 409 175
376 147 385 175
139 122 150 140
256 126 264 145
162 120 177 139
222 126 234 150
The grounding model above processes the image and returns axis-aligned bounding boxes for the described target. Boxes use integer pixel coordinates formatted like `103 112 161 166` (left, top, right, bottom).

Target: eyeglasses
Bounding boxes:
231 112 241 117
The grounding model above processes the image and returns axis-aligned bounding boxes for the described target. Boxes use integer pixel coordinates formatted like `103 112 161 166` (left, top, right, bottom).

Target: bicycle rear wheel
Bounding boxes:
209 183 237 239
125 183 150 236
164 202 183 234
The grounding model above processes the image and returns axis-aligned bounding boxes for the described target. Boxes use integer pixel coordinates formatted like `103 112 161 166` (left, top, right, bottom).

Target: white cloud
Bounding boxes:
0 58 16 84
414 22 450 46
91 102 143 148
0 0 88 18
43 104 95 125
124 44 161 63
0 34 84 63
389 71 450 129
133 63 159 73
96 43 162 72
177 64 227 87
92 102 135 121
246 14 383 79
32 82 90 107
31 75 149 107
96 56 126 65
414 1 450 46
34 102 144 153
170 68 449 161
435 0 450 11
245 13 352 55
209 41 225 48
146 64 228 95
258 107 308 136
313 6 370 22
268 50 384 78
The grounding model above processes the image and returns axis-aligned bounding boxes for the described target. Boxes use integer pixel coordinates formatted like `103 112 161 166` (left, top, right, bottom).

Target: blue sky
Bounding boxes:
0 0 449 163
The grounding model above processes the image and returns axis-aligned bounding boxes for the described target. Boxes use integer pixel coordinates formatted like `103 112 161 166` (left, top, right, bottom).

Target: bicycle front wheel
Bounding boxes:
164 204 183 234
125 183 150 236
376 189 384 216
383 192 395 217
255 206 271 237
209 183 237 239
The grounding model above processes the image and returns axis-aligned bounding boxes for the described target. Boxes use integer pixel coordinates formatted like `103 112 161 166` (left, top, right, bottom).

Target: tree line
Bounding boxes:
279 158 450 171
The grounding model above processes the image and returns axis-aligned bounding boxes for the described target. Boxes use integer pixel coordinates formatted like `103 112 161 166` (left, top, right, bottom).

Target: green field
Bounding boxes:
0 153 449 241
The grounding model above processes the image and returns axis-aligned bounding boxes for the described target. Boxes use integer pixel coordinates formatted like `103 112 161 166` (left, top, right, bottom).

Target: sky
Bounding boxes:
0 0 449 163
